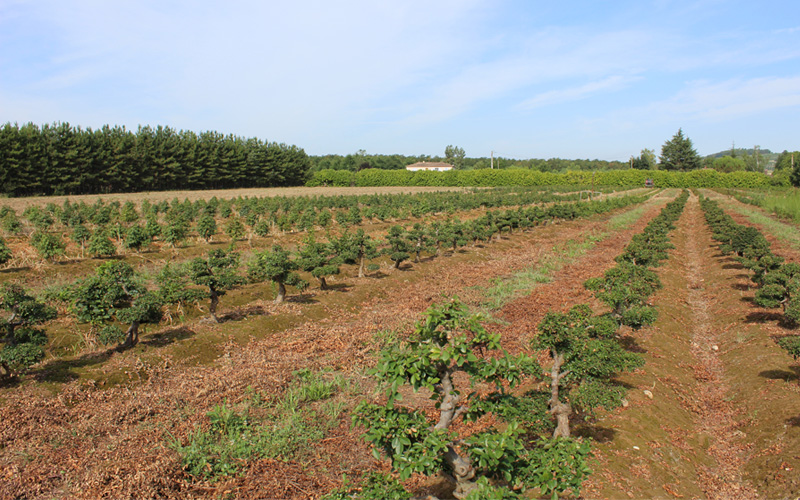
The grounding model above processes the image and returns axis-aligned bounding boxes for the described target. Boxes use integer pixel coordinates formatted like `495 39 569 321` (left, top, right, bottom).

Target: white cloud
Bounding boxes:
648 76 800 121
518 75 640 110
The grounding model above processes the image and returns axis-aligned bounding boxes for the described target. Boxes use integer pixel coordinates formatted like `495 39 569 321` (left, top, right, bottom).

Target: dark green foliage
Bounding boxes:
163 218 189 248
123 225 150 252
331 229 380 278
248 245 308 303
195 213 217 242
0 284 56 377
0 122 312 196
69 261 162 348
0 235 11 265
30 231 66 261
321 472 411 500
354 298 589 499
296 234 340 290
385 225 410 269
659 129 701 171
224 218 245 241
584 263 661 328
701 196 799 326
87 229 116 258
186 249 243 322
778 336 800 360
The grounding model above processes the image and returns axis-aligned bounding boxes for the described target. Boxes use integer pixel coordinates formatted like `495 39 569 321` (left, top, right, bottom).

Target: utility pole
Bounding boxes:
755 145 760 171
490 151 494 169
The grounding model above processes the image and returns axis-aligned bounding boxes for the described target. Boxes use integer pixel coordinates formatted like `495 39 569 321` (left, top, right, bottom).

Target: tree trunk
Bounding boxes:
394 259 401 269
445 446 477 499
549 351 572 438
209 288 220 323
122 320 140 349
358 255 365 278
274 281 286 304
318 276 328 290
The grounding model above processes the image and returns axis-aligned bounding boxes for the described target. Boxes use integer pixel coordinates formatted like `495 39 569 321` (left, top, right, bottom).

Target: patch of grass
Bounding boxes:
170 368 351 481
725 203 800 251
480 235 605 310
607 205 648 231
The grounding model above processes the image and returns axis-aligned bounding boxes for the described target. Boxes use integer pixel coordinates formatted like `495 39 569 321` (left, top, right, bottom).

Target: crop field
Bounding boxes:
2 186 800 499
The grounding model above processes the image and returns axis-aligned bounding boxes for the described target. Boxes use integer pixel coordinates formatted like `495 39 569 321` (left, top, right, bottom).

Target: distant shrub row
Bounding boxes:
307 168 772 189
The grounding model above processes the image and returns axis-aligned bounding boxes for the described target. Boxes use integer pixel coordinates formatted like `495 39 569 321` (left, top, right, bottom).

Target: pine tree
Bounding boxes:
659 128 701 171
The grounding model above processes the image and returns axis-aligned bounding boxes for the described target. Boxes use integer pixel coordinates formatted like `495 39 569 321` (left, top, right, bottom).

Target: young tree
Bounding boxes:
124 225 151 253
87 228 117 258
584 262 661 329
224 217 245 242
406 223 434 262
332 229 380 278
532 304 643 438
196 213 218 242
0 284 56 379
296 234 340 290
659 128 701 171
0 235 11 265
70 224 91 258
30 231 66 262
354 299 591 499
70 261 162 348
247 245 308 304
385 225 410 269
186 249 244 322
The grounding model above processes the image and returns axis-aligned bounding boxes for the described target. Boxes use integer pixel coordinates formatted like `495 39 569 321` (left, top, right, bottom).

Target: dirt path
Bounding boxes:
682 194 760 499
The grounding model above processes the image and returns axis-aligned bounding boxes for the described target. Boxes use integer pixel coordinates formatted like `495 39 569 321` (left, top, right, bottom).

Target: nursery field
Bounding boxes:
1 186 800 499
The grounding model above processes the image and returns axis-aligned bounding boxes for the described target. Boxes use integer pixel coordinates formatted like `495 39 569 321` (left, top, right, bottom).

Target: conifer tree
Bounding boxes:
659 128 701 171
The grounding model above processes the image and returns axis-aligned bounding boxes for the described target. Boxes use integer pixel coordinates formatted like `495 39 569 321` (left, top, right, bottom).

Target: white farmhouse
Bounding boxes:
405 161 453 172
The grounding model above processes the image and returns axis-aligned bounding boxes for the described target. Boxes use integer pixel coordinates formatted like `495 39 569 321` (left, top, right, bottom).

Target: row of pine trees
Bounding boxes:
0 122 312 196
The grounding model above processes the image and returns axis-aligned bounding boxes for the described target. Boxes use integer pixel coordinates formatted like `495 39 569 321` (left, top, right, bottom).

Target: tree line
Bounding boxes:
0 122 311 196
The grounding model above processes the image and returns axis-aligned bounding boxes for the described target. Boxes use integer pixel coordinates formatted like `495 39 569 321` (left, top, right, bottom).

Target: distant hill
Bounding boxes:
706 148 774 159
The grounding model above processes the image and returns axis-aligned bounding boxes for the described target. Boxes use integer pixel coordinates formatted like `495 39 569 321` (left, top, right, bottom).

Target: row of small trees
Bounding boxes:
344 192 689 499
699 196 800 353
0 194 649 380
0 188 607 264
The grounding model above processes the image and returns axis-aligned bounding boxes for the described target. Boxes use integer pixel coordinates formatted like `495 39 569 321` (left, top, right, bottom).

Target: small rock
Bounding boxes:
633 446 640 451
711 345 719 351
621 398 629 408
643 389 654 399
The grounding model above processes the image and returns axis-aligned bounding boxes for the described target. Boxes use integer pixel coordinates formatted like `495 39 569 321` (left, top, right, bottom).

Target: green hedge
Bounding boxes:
306 168 771 189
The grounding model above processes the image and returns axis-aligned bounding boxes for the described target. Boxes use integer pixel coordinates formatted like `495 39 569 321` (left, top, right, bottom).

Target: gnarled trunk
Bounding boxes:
318 276 328 290
122 320 140 349
274 281 287 304
358 255 366 278
209 288 220 323
549 350 572 438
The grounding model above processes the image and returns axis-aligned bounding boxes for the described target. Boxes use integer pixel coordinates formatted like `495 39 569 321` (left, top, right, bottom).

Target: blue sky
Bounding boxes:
1 0 798 161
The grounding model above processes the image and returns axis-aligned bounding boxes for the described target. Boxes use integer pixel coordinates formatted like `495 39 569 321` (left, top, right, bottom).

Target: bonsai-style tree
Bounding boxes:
186 249 244 322
354 298 591 499
87 228 117 258
70 224 91 258
30 231 66 262
155 263 205 320
755 262 800 327
406 223 434 263
224 218 245 242
584 262 662 329
296 234 340 290
124 225 151 253
0 235 11 265
247 245 308 304
0 284 56 379
533 304 643 438
70 261 163 349
385 225 410 269
332 229 380 278
196 213 218 242
163 217 189 248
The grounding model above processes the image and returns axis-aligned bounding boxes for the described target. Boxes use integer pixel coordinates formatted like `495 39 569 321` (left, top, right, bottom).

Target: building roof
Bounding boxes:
406 161 453 169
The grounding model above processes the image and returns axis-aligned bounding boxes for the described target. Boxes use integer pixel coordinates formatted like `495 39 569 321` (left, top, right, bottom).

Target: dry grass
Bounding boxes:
0 185 472 211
